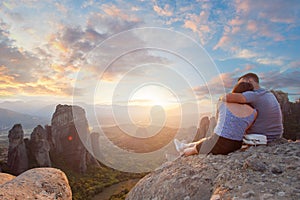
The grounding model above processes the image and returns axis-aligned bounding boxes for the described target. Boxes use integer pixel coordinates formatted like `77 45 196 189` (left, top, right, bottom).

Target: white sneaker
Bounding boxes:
174 139 189 153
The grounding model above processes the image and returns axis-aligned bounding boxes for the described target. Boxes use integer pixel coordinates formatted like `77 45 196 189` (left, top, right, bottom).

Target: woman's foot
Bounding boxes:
183 146 198 156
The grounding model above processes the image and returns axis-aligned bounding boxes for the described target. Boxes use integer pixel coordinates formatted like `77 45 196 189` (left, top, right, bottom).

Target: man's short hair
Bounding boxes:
238 72 259 83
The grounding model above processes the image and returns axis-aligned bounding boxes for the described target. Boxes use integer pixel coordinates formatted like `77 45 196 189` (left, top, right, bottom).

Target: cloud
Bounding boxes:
1 0 299 103
192 68 300 99
101 4 140 22
287 61 300 69
235 0 299 24
193 72 237 99
81 0 95 8
235 0 250 14
256 58 284 66
192 66 272 100
0 21 80 98
213 35 231 50
87 46 171 82
0 41 40 83
235 49 258 59
184 20 197 32
131 6 140 11
87 10 142 35
0 64 77 97
246 20 258 32
261 70 300 91
183 3 217 45
153 4 173 17
54 2 68 14
214 0 300 52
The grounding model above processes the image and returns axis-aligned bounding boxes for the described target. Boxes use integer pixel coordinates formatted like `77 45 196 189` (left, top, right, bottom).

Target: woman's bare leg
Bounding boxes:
187 138 207 147
183 137 209 156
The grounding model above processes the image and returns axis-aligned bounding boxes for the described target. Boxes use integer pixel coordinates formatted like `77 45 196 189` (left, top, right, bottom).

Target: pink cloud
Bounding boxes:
260 24 285 41
102 4 139 22
199 25 210 32
247 20 257 32
183 9 215 45
229 18 244 26
193 72 238 99
288 61 300 69
235 0 298 25
214 0 296 52
235 0 250 14
153 4 172 17
184 20 198 32
213 35 230 50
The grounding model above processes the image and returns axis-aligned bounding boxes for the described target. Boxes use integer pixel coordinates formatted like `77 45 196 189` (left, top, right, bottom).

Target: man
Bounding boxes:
222 73 283 142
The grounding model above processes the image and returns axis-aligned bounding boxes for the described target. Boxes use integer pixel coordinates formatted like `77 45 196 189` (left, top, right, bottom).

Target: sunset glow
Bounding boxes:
0 0 299 105
129 85 178 108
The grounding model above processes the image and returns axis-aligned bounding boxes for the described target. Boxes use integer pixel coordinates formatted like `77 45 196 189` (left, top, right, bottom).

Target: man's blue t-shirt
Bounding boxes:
242 88 283 142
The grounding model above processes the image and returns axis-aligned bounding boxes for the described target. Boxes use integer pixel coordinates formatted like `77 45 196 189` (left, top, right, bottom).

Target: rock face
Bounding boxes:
4 104 98 174
272 90 300 140
30 125 51 167
7 124 28 175
51 104 91 173
0 173 15 185
127 140 300 200
0 167 72 200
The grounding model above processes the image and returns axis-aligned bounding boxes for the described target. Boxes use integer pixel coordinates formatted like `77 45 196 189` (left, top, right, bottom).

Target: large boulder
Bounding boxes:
7 124 28 175
50 104 90 173
272 90 300 140
30 125 51 167
0 168 72 199
127 140 300 200
0 173 15 185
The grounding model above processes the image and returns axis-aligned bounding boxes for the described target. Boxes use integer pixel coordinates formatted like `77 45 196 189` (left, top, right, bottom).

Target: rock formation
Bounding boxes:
0 168 72 199
50 104 92 173
272 90 300 140
4 104 98 174
0 173 15 185
7 124 28 175
127 140 300 200
29 125 51 167
45 124 55 150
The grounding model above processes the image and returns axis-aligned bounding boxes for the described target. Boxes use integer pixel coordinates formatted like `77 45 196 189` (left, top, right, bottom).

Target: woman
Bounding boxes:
174 82 257 156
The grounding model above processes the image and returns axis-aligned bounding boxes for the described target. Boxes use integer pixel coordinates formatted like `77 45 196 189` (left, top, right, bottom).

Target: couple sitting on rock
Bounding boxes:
175 73 283 156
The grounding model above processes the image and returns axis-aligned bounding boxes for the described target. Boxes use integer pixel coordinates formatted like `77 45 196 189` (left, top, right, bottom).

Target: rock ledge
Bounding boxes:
127 140 300 200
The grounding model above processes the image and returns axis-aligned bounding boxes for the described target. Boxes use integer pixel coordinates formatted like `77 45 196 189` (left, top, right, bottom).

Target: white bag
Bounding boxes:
243 134 267 145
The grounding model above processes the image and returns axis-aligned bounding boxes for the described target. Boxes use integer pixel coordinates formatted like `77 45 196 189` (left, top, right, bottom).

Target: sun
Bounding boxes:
128 84 177 108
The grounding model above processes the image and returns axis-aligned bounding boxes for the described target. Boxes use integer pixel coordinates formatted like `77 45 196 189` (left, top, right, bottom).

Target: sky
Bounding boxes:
0 0 300 109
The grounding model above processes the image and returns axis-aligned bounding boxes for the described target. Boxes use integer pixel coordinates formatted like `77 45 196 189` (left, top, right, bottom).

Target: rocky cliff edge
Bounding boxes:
127 139 300 200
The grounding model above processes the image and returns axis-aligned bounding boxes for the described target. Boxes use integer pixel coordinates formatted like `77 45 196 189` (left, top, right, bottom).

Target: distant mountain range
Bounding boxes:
0 100 57 119
0 107 49 131
0 100 212 133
